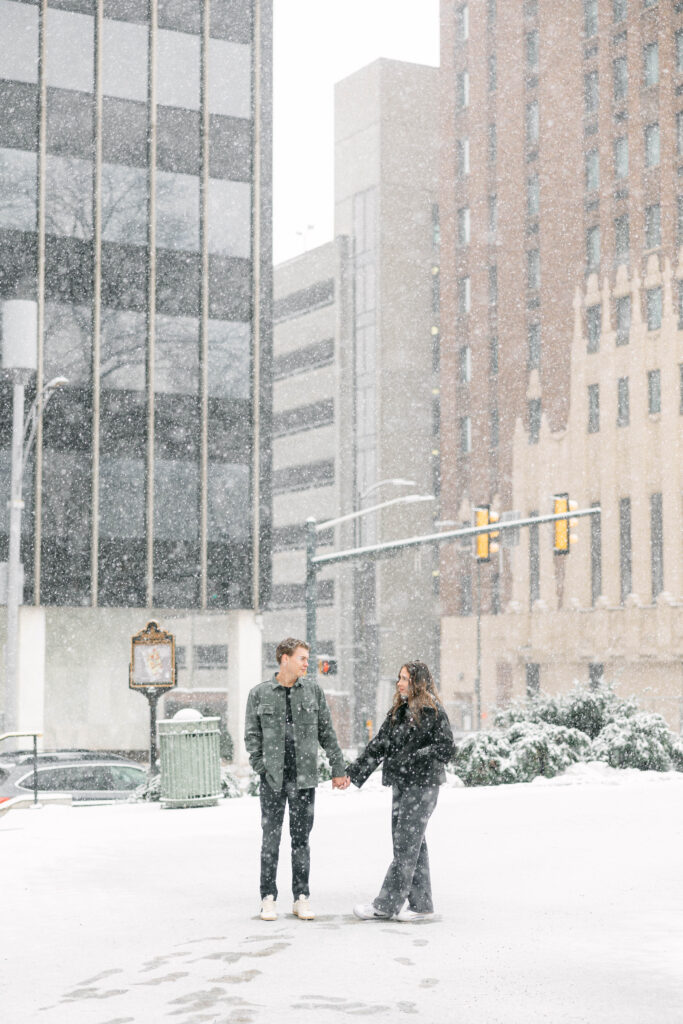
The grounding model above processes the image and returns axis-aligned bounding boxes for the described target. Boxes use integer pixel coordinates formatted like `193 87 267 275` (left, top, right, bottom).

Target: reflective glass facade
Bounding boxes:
0 0 272 610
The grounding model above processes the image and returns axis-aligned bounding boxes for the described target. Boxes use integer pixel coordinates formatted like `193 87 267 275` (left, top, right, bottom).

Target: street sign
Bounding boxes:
129 620 176 690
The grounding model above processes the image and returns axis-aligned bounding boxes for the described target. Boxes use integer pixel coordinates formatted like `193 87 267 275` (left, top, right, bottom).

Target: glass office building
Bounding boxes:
0 0 272 612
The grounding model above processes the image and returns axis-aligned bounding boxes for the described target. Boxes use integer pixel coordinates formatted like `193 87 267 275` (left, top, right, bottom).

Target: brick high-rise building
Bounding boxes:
438 0 683 729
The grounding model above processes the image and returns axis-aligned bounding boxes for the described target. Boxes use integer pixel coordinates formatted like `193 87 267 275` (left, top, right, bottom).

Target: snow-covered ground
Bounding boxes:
4 764 683 1024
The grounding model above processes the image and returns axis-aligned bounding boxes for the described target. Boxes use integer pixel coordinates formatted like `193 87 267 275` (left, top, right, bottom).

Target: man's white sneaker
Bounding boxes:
260 895 277 921
395 901 435 922
353 902 391 920
292 894 315 920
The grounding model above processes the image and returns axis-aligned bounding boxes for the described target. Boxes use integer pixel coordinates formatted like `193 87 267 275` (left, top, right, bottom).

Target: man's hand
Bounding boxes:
332 775 350 790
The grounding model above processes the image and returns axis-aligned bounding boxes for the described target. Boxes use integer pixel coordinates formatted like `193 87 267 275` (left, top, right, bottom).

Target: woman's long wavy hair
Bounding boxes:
391 661 442 721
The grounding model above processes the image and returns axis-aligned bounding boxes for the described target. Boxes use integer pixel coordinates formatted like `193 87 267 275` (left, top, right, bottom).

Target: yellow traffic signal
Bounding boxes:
475 506 491 561
553 494 578 554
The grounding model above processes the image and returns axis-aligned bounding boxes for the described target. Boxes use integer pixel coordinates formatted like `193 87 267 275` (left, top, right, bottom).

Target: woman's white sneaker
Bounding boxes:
395 901 434 922
353 903 391 920
260 895 277 921
292 894 315 919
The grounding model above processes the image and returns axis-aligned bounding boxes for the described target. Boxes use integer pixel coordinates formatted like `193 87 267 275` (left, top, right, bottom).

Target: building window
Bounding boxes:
459 276 471 314
457 70 470 108
644 42 659 87
586 225 600 271
490 406 499 449
528 399 541 444
619 497 632 603
677 28 683 73
614 136 628 179
489 265 498 305
460 415 472 453
490 335 499 375
678 197 683 245
526 663 540 696
616 295 631 345
589 663 604 689
644 123 660 167
527 248 540 290
584 70 599 115
615 213 630 264
526 30 539 71
588 383 600 433
677 111 683 157
457 206 470 245
460 570 473 617
459 344 472 383
617 376 630 426
613 55 628 103
584 0 598 37
526 100 539 148
590 501 602 606
613 0 627 22
529 514 540 607
488 53 497 92
527 173 539 216
585 149 599 191
457 4 469 41
586 305 601 352
488 194 498 234
650 492 663 600
528 322 541 369
647 368 661 414
643 0 657 7
646 286 662 330
488 122 497 163
645 204 661 250
457 137 470 175
488 0 497 24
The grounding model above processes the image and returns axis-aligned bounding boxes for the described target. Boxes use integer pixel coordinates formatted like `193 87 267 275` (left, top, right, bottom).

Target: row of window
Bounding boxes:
585 0 661 39
587 282 669 348
0 0 252 120
584 41 665 115
587 369 670 433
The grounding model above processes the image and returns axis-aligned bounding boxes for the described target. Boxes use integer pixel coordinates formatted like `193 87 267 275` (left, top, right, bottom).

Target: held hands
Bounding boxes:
332 775 351 790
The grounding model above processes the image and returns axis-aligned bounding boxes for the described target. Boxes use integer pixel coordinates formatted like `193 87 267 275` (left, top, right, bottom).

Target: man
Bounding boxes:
244 637 349 921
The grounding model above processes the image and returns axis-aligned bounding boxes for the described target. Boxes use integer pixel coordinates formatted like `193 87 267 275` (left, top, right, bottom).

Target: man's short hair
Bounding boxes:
276 637 310 664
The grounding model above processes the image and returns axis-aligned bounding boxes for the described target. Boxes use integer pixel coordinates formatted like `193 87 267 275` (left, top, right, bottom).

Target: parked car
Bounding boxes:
0 752 148 812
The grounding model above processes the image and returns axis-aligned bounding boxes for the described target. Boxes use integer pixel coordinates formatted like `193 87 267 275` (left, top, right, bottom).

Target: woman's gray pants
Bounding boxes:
373 783 440 917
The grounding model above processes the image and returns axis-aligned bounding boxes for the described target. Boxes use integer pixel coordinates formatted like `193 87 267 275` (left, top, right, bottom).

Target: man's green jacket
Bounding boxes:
244 675 346 790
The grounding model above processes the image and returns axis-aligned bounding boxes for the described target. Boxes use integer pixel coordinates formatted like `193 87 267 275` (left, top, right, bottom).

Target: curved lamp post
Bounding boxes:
2 300 67 734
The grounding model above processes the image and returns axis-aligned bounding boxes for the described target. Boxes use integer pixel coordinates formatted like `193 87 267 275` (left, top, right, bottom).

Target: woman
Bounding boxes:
347 661 456 922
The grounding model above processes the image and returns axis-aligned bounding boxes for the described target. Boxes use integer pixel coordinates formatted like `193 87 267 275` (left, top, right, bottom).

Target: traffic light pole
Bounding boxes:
304 506 600 727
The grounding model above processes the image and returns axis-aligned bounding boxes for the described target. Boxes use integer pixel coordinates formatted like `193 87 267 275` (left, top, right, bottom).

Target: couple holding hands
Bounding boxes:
244 637 456 923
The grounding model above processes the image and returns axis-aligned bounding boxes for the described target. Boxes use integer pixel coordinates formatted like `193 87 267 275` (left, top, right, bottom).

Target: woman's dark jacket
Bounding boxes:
347 701 456 789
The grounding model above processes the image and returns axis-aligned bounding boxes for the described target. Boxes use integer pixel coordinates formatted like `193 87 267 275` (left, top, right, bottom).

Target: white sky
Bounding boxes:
272 0 440 264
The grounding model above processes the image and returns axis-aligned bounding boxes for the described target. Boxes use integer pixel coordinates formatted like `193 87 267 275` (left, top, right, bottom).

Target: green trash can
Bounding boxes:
157 709 221 808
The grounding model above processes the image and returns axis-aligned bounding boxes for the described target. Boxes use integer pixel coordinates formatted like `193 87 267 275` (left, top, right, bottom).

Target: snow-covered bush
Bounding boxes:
451 731 517 787
505 721 592 782
495 685 637 739
591 713 679 771
457 686 682 786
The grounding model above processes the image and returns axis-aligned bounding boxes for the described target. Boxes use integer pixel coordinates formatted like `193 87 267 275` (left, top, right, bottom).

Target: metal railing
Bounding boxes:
0 731 42 806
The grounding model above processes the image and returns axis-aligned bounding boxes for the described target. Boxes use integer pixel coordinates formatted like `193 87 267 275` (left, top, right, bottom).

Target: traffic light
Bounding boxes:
317 656 337 676
553 493 579 554
474 506 499 562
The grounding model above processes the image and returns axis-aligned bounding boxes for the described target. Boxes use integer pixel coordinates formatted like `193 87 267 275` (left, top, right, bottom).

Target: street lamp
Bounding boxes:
2 300 67 734
305 492 435 742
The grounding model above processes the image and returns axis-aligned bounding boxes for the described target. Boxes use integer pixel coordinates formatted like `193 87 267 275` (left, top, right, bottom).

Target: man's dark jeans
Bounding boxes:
259 777 316 900
373 783 439 917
